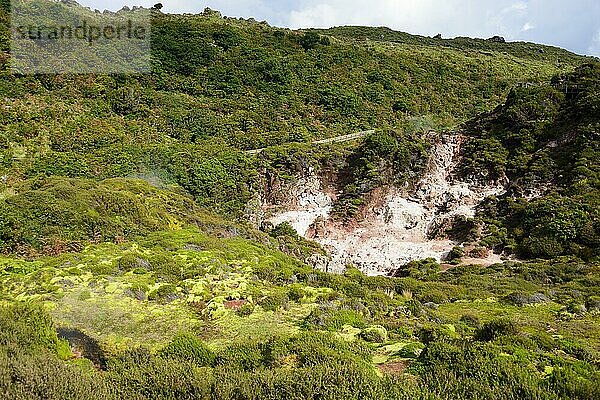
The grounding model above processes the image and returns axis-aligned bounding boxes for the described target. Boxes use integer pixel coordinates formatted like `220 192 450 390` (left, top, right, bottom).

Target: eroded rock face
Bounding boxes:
268 173 334 237
264 133 507 276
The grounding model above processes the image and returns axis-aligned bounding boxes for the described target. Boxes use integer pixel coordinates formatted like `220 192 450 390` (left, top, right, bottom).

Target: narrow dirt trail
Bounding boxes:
244 130 375 155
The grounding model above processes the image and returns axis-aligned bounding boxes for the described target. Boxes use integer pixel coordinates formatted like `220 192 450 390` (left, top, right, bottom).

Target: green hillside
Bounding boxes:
0 3 599 400
0 4 591 215
462 63 600 259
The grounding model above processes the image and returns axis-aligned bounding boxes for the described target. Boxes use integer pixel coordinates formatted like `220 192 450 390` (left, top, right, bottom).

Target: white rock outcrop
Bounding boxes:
267 133 507 276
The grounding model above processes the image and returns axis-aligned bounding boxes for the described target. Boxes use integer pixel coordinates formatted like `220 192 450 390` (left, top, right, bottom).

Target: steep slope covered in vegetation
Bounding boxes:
264 64 600 273
463 63 600 259
0 2 591 216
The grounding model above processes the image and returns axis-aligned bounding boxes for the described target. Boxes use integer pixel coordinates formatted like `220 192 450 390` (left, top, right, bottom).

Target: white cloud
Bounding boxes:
75 0 600 56
284 0 600 55
485 1 529 38
285 0 532 39
521 22 534 32
288 3 340 28
588 29 600 57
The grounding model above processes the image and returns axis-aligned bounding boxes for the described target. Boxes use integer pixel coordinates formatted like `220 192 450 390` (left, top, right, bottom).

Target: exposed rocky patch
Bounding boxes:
268 172 335 237
264 133 508 276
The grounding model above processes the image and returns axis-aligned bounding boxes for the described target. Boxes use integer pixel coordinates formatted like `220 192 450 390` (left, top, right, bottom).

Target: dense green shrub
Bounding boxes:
503 292 549 306
303 306 366 331
160 334 216 367
287 285 306 302
397 342 425 358
460 313 481 328
0 178 203 254
415 340 553 400
359 326 388 343
215 343 265 371
585 296 600 311
0 303 64 354
260 291 289 312
261 332 372 368
108 347 212 400
395 259 440 279
419 289 449 304
0 349 114 400
475 319 519 342
236 303 255 317
270 222 299 238
548 364 600 399
446 246 465 262
148 284 178 302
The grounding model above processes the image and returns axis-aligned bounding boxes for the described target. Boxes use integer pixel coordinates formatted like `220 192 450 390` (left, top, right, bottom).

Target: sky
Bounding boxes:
78 0 600 56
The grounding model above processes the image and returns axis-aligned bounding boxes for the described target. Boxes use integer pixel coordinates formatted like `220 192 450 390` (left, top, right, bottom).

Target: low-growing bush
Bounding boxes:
236 303 255 317
504 292 549 306
160 333 215 367
446 246 465 262
287 285 305 302
395 259 441 279
148 284 179 302
259 291 289 312
585 296 600 311
475 319 519 342
397 342 425 358
359 326 388 343
215 343 265 371
459 313 481 328
304 306 366 331
0 303 63 354
420 289 449 304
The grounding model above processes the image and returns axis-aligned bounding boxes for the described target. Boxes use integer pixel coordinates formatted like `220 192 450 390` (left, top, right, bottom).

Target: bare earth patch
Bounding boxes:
377 360 409 376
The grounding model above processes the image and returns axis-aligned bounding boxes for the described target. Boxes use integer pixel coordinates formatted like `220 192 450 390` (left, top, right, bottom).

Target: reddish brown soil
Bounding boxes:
377 361 409 376
224 300 248 310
